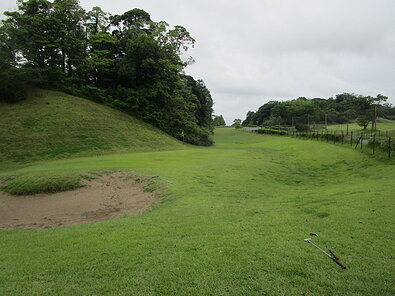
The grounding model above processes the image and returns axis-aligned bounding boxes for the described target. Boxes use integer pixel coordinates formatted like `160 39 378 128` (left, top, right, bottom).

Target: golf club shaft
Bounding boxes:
308 241 347 269
331 257 347 269
309 241 332 258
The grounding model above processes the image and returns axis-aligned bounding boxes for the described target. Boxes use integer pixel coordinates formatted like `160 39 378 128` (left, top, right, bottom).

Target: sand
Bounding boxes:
0 173 157 230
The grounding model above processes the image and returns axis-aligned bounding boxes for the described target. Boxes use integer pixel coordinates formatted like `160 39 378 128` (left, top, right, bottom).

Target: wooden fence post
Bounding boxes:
354 134 362 149
361 133 363 149
372 134 376 155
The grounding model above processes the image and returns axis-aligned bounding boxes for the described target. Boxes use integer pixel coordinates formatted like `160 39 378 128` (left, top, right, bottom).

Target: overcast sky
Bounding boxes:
1 0 394 124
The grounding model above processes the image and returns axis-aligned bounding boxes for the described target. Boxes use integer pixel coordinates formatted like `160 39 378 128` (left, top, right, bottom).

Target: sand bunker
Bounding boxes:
0 173 157 230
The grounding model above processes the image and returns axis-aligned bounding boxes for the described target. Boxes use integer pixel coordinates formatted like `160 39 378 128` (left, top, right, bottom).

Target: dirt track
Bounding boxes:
0 173 157 230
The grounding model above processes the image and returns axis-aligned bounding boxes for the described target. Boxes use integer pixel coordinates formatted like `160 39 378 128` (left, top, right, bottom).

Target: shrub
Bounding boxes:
295 122 309 132
256 128 287 136
0 72 26 103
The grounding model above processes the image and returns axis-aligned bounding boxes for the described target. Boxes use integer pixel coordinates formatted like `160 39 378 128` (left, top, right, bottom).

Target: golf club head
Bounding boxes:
304 238 311 243
309 233 319 237
328 248 340 260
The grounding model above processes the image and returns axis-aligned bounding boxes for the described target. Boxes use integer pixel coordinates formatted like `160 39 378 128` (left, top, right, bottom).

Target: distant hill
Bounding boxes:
0 89 184 165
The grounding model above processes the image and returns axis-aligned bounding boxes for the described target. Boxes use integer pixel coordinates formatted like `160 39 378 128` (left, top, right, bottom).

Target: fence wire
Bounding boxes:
252 127 394 160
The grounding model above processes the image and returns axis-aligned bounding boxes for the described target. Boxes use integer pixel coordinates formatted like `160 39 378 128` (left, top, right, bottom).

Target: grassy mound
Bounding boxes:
0 89 184 166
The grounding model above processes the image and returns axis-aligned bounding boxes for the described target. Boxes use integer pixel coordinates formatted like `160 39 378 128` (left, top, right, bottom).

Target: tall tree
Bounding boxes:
0 24 26 102
52 0 86 76
4 0 61 70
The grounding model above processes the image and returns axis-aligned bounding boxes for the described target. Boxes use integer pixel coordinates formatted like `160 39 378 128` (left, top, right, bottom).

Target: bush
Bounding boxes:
75 85 112 104
295 122 309 132
256 128 287 136
0 72 26 103
367 138 393 152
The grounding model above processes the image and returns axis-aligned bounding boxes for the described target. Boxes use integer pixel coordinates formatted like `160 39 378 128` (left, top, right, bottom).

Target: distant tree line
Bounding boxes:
242 93 395 131
0 0 214 145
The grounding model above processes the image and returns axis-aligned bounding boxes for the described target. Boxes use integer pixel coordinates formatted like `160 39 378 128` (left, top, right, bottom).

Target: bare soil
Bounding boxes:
0 173 157 230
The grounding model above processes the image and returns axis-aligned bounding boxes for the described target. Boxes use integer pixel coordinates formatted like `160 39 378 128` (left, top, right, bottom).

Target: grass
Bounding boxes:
321 118 395 137
0 89 184 167
0 171 104 195
0 172 83 195
0 128 394 295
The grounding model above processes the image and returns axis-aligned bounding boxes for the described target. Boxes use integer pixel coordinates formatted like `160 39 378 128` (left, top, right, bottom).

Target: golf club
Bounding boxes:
304 233 347 269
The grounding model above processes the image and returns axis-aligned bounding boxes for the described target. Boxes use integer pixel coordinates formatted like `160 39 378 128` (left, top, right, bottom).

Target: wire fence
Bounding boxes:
252 127 395 161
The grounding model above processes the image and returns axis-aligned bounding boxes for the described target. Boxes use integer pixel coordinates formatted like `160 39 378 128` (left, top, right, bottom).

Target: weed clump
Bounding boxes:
0 173 84 195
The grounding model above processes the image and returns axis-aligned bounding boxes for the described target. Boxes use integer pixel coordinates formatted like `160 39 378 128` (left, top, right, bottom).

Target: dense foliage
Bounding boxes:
212 115 226 127
243 94 395 130
0 0 214 145
232 118 242 128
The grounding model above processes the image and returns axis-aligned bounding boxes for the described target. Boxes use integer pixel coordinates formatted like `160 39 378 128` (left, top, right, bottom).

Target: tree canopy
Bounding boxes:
212 115 226 127
0 0 214 145
242 93 394 130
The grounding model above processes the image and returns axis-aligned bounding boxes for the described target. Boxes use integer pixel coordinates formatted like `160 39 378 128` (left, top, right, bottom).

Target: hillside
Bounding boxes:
0 89 184 166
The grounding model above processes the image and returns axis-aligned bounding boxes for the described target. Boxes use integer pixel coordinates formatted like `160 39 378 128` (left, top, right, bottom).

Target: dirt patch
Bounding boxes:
0 173 157 230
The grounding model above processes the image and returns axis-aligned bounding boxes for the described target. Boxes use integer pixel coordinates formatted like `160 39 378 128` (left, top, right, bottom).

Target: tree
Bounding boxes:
213 115 226 127
371 94 388 130
243 92 390 129
110 10 209 144
2 0 87 84
52 0 86 78
85 31 118 86
185 76 213 130
1 2 214 146
3 0 61 70
356 115 370 130
232 118 242 128
86 6 110 35
111 8 151 32
242 111 255 126
0 24 26 103
254 101 280 126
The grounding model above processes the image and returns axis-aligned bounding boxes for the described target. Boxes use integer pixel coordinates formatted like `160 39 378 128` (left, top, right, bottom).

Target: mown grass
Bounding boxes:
0 89 184 167
323 118 395 136
0 129 394 295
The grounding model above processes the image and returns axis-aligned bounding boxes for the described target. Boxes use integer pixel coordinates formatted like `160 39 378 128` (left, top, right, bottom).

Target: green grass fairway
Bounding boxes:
1 129 394 295
0 89 184 167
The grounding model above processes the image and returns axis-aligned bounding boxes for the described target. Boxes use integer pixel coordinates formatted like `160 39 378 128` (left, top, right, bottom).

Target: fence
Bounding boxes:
252 127 394 161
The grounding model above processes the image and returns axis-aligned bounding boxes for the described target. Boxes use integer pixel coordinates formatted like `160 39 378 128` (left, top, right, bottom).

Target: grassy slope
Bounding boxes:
0 89 184 167
0 129 394 295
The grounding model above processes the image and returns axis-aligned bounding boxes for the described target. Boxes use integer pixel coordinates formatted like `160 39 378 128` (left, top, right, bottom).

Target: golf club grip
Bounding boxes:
331 257 347 269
